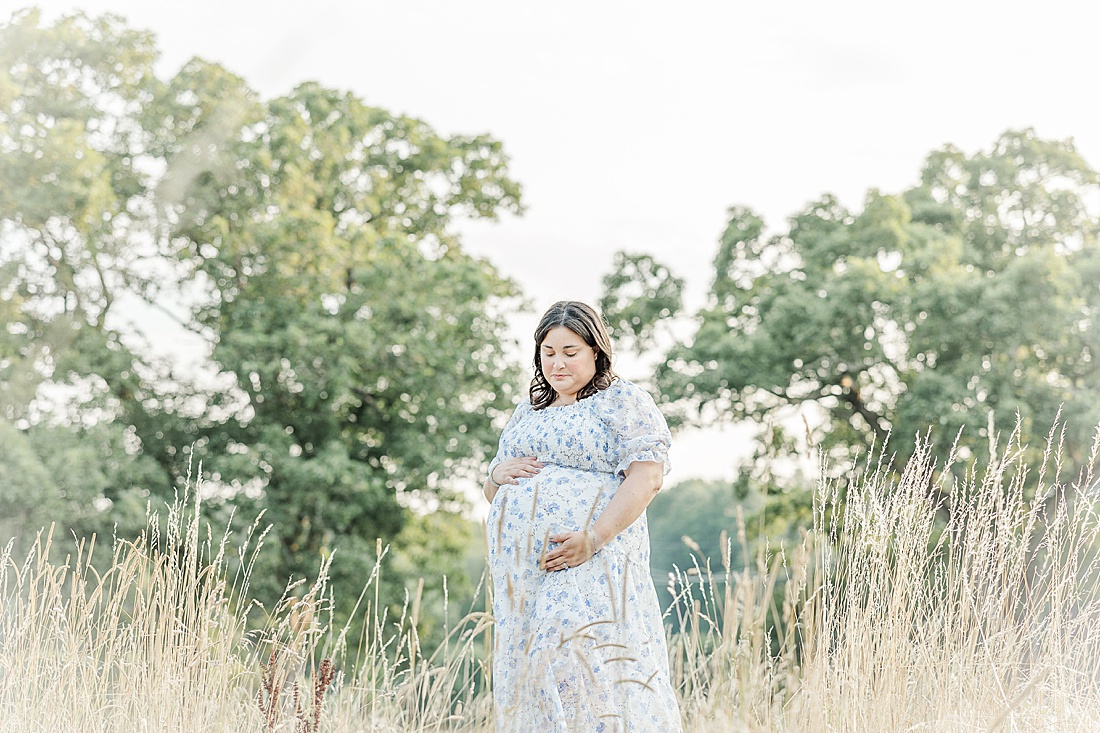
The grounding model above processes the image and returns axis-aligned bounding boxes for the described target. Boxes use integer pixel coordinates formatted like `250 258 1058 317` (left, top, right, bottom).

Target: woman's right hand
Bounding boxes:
491 456 544 486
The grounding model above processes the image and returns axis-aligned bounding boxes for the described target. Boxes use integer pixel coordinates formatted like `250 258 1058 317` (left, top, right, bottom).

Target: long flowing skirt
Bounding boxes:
486 465 682 733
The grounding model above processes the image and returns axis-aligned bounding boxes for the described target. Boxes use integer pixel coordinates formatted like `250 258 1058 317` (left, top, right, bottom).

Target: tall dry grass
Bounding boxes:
1 422 1098 732
670 421 1100 732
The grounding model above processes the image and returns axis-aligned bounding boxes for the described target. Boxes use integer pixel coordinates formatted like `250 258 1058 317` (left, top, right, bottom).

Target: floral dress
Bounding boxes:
486 379 682 733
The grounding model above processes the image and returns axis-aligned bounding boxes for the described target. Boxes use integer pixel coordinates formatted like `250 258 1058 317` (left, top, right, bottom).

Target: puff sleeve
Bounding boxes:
599 380 672 479
487 398 532 479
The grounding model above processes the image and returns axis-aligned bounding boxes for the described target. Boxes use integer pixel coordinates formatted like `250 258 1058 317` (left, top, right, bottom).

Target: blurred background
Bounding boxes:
2 1 1099 643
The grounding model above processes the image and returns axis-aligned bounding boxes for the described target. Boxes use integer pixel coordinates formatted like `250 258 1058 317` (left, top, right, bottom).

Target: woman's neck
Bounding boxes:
551 392 578 407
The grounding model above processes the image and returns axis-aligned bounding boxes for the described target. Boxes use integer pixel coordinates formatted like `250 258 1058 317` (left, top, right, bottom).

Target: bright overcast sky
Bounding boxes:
21 0 1100 485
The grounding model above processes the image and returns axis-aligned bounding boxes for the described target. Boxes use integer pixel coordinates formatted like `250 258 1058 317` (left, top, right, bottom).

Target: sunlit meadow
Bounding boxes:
2 420 1099 732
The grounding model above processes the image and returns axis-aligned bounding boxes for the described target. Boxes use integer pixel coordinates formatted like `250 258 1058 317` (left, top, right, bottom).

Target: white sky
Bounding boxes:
20 0 1100 488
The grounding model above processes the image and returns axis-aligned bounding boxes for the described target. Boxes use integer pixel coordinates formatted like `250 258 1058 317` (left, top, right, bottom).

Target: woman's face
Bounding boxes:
540 326 597 404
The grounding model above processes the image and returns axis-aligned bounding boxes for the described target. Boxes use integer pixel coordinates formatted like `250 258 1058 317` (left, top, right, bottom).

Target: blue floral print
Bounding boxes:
486 379 682 732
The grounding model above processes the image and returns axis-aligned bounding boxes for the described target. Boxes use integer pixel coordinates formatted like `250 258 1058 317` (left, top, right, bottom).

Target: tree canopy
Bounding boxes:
0 9 523 622
608 130 1100 480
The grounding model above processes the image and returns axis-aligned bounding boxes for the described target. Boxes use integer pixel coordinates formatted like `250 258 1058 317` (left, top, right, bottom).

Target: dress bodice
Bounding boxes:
489 379 672 479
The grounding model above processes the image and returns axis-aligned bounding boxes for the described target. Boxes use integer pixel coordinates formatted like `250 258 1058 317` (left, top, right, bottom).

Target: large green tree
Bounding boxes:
151 67 524 603
0 10 523 622
610 130 1100 480
0 9 175 547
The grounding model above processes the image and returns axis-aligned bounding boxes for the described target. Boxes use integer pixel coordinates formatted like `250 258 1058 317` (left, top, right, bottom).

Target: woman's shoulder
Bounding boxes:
600 378 655 402
594 378 662 415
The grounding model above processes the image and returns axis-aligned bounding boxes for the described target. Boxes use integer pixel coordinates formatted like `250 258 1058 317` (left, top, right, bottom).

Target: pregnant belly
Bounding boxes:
487 465 618 562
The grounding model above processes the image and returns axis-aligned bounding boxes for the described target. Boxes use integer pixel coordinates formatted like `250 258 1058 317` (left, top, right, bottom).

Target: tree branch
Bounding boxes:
136 295 217 343
89 244 113 330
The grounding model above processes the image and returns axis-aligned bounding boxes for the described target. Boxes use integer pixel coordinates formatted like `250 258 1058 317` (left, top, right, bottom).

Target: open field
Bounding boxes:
2 424 1099 732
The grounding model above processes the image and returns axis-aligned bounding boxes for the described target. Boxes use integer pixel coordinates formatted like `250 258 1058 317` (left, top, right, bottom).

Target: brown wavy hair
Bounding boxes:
530 301 617 410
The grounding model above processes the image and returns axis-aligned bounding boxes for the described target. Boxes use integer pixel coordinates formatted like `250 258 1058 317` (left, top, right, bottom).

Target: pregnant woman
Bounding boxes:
484 301 682 732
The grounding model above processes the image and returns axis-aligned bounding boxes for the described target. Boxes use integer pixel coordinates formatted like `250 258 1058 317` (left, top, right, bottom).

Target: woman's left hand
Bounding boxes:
541 530 603 572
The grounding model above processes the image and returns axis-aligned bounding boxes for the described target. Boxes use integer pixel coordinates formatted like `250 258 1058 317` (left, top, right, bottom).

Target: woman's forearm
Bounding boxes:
590 461 663 548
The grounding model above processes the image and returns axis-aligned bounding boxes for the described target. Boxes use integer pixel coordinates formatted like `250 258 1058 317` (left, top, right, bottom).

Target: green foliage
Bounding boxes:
599 251 684 350
649 478 746 578
152 74 525 611
388 510 484 650
0 9 180 551
648 474 814 619
0 9 523 639
0 420 57 541
650 130 1100 478
0 418 167 556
